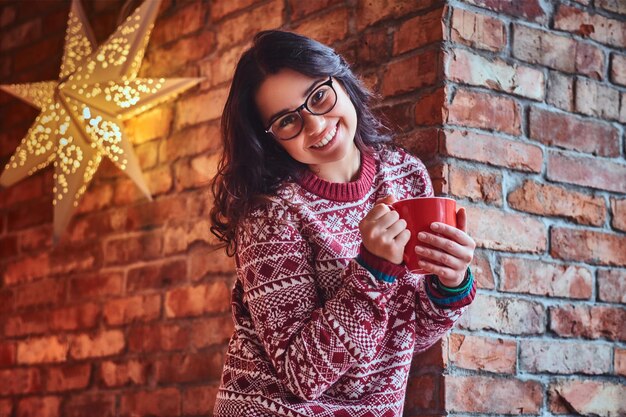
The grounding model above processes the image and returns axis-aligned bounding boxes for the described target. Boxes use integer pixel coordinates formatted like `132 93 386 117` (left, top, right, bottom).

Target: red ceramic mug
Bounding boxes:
390 197 457 274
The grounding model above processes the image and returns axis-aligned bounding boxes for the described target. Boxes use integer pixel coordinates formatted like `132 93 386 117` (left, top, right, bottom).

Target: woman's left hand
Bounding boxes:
414 207 476 287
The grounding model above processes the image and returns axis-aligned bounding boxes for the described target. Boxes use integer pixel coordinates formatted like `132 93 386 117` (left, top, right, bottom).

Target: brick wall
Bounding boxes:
0 0 624 416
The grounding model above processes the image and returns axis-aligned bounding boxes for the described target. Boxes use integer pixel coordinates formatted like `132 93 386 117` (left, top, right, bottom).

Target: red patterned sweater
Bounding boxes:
214 146 475 417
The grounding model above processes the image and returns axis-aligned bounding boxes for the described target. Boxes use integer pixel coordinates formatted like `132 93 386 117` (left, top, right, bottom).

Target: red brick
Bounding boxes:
143 30 215 75
450 8 506 52
155 351 223 384
174 87 229 129
356 0 437 30
70 330 125 359
3 252 49 285
508 180 606 226
529 107 619 156
103 294 161 326
396 128 440 161
448 48 544 100
555 4 626 48
124 195 188 230
182 384 221 415
547 151 626 193
159 122 220 161
151 1 204 46
0 167 43 209
199 42 249 88
293 7 349 45
446 90 522 136
100 359 148 388
128 323 190 353
162 218 213 254
16 396 60 417
551 227 626 266
5 310 49 337
610 198 626 232
123 103 171 145
13 34 63 73
597 0 626 14
7 198 53 231
442 130 541 172
354 27 392 65
62 393 116 417
0 342 15 367
103 231 162 265
448 165 502 205
215 0 283 48
13 278 65 308
615 348 626 377
120 388 181 417
520 339 611 374
288 0 335 20
173 153 220 191
458 294 545 335
0 5 17 27
49 303 100 332
127 259 187 292
462 0 546 23
411 339 446 370
164 281 231 318
598 269 626 303
621 91 626 123
448 333 516 373
550 304 626 341
414 87 445 126
576 78 621 120
611 53 626 86
0 235 17 259
46 363 91 392
112 178 148 206
210 0 261 20
512 24 604 79
190 316 234 348
0 19 42 51
472 250 495 289
17 336 69 364
404 374 442 411
69 271 123 300
394 8 443 55
465 206 547 253
0 368 42 395
446 375 542 414
188 245 236 279
0 399 12 417
549 380 625 416
500 257 592 299
546 70 574 112
382 49 441 97
144 165 173 196
74 183 113 215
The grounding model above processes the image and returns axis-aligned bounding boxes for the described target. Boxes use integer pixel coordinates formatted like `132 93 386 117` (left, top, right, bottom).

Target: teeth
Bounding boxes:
312 126 337 148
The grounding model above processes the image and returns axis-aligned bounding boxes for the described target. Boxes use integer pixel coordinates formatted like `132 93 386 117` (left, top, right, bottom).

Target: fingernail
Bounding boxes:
431 223 440 230
418 232 426 240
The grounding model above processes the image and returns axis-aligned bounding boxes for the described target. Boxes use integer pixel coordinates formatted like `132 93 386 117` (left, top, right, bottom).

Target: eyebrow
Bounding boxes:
266 77 326 125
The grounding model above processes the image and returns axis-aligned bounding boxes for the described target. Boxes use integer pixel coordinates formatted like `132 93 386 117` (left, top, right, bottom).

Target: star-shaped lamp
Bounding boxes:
0 0 202 241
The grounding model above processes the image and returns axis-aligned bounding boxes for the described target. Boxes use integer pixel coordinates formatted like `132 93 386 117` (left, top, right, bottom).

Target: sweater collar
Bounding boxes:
295 150 376 202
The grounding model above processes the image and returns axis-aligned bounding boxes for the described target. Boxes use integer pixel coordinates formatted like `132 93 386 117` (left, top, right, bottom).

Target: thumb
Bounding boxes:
456 207 467 232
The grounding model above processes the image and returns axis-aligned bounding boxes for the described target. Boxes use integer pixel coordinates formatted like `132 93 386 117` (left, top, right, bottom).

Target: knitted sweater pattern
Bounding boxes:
214 146 475 417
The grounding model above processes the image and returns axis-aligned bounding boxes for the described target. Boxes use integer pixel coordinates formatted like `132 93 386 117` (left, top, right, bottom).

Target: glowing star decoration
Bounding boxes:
0 0 202 241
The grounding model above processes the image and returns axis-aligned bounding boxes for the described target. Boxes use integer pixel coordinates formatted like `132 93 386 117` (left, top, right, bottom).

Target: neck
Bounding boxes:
309 144 361 183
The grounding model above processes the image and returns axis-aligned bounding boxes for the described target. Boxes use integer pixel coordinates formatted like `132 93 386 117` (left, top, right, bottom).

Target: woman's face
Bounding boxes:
255 68 358 170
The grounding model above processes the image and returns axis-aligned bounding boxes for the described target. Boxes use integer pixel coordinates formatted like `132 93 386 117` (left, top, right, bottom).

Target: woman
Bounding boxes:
210 30 476 416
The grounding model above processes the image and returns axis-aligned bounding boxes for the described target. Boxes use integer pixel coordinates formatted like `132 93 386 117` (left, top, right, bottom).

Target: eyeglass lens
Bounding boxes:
271 82 337 140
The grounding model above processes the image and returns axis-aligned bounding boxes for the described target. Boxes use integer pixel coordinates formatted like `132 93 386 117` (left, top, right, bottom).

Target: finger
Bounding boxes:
456 207 467 233
429 221 474 247
394 229 411 246
386 218 407 238
417 231 470 261
417 259 462 281
365 203 392 221
376 210 401 229
376 194 397 205
415 244 466 270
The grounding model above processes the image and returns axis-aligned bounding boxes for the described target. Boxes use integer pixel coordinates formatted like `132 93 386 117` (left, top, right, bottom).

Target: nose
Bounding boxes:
301 111 325 136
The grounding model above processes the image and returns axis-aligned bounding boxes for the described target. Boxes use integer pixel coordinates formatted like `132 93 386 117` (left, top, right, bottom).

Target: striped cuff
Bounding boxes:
355 244 404 284
425 267 475 308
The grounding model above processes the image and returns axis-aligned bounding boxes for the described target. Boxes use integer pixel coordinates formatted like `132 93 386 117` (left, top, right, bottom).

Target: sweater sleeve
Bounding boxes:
236 209 397 401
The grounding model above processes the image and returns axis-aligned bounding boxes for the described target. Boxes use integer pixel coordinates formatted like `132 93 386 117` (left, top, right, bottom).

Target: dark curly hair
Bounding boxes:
210 30 391 256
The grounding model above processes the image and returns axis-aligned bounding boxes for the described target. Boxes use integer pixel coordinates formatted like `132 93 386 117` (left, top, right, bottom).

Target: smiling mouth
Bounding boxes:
311 124 338 149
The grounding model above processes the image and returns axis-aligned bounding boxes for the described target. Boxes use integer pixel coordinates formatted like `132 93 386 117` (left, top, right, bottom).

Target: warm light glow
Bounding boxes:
0 0 203 241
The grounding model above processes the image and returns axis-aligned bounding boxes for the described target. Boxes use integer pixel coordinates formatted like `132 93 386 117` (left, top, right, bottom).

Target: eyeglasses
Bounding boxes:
264 76 338 141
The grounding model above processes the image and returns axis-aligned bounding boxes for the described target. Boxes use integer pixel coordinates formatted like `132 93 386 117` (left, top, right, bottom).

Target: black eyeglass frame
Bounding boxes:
264 76 337 141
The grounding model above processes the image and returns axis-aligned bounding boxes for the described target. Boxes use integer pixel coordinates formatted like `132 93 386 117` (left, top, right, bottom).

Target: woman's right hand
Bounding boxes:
359 195 410 264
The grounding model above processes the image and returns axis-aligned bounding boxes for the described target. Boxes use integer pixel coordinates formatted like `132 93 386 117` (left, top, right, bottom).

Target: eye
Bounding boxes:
277 113 297 128
310 87 328 105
